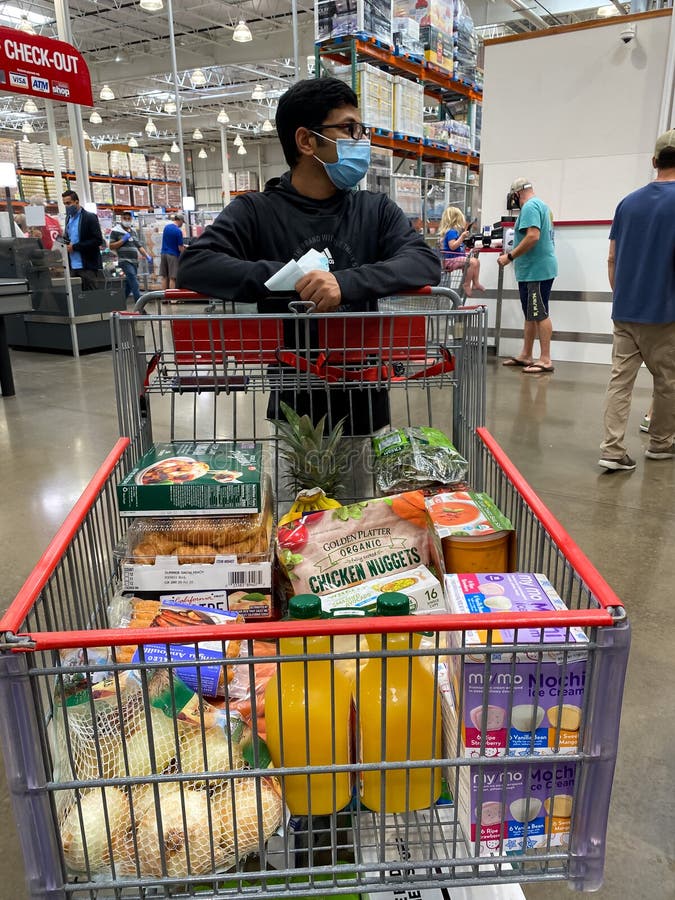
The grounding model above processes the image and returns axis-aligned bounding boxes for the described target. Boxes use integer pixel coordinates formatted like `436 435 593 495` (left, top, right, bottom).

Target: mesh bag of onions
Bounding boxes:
51 667 283 879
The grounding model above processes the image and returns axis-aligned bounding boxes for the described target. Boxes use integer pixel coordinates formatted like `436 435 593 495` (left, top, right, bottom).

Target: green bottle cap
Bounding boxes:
376 592 410 616
288 594 323 619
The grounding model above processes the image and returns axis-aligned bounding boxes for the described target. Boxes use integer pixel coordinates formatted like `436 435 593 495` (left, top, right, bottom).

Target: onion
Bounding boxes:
134 784 221 878
60 787 129 873
116 706 178 777
179 723 244 781
216 777 283 867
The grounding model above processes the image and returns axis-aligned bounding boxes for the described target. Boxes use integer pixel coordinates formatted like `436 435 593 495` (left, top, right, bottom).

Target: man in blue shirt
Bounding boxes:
160 213 185 292
61 190 103 291
598 129 675 471
497 178 558 374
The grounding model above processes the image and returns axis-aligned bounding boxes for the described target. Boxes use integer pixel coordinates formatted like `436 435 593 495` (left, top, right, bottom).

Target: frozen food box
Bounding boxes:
319 564 446 615
454 756 577 856
425 490 516 574
117 442 263 516
444 573 588 756
276 491 444 598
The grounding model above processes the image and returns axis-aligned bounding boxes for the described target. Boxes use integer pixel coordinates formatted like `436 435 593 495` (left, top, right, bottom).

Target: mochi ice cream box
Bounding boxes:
444 572 588 757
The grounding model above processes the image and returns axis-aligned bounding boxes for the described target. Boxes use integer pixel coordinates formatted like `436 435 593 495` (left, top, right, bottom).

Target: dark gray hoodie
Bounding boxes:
178 172 440 308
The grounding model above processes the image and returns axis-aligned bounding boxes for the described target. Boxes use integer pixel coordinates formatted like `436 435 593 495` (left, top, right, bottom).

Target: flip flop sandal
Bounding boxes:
502 357 532 367
522 364 555 374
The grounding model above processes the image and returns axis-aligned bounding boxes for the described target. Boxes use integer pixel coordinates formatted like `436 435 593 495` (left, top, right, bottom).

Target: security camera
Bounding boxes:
619 25 636 44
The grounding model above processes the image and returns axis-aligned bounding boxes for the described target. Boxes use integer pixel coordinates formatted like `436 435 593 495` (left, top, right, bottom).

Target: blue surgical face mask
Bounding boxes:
313 134 371 190
65 205 78 218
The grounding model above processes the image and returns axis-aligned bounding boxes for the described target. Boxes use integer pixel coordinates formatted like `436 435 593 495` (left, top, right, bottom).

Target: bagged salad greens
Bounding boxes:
372 427 468 495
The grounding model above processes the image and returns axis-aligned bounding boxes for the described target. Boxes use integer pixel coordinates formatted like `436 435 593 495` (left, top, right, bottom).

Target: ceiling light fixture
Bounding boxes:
198 147 208 159
21 122 34 134
262 119 274 132
192 128 203 140
22 134 28 143
100 84 115 101
165 100 177 114
170 140 180 153
23 98 38 113
162 151 171 162
237 144 247 155
128 136 139 147
139 0 164 10
145 117 157 135
233 134 243 146
217 109 229 124
191 68 207 87
251 84 265 100
232 20 252 42
89 110 102 124
18 16 35 34
114 50 126 63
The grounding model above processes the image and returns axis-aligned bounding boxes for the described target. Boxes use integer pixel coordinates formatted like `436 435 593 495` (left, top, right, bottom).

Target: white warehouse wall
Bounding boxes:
478 11 673 363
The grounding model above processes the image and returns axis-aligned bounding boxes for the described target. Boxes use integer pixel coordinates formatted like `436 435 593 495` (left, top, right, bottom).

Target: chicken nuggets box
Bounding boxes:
444 573 588 757
117 442 263 516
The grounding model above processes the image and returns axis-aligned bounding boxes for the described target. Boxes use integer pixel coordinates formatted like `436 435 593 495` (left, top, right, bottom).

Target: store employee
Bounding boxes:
61 190 104 291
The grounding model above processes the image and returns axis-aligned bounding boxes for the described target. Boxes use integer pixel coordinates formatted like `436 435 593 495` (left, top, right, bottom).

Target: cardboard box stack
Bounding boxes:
150 182 168 207
147 155 165 181
393 75 424 137
41 143 68 172
0 138 16 164
110 151 131 178
19 174 46 200
165 183 182 208
16 140 43 170
129 152 148 179
235 171 259 192
454 0 478 83
113 183 131 206
164 161 181 182
394 0 455 73
92 181 114 205
315 0 393 46
45 176 69 201
132 184 150 207
442 572 588 855
88 150 110 176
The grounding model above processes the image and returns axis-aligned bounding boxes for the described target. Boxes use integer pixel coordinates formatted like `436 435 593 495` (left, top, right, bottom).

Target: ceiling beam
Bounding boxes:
88 20 315 85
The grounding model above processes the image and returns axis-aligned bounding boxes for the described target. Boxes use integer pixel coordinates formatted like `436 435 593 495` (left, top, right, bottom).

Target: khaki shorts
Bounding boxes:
159 253 179 280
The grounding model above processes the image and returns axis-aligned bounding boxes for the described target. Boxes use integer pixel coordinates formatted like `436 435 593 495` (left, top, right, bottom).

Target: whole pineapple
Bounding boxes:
276 401 349 497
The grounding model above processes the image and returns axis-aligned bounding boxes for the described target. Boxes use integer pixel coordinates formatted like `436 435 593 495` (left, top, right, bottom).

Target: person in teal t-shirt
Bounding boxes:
497 178 558 374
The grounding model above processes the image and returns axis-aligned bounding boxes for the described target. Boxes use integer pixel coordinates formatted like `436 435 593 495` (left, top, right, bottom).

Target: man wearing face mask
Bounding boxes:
61 190 104 292
109 212 153 302
177 77 440 435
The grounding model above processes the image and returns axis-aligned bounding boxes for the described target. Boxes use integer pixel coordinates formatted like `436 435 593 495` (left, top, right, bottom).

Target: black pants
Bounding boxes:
71 268 100 291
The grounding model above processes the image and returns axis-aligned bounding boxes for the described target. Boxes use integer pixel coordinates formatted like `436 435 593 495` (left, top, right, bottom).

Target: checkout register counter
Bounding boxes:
1 238 126 355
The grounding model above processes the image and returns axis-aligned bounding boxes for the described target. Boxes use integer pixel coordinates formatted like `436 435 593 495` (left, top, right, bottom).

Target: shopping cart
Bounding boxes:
0 292 629 899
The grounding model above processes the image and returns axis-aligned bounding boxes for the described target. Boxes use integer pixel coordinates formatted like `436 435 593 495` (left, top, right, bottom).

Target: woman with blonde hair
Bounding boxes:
438 206 484 297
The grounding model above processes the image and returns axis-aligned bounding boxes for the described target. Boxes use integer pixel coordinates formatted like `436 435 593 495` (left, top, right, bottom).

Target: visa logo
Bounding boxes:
31 76 49 92
9 72 28 88
52 82 69 97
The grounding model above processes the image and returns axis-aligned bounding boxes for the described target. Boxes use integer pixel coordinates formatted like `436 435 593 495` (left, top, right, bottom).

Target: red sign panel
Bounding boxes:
0 26 93 107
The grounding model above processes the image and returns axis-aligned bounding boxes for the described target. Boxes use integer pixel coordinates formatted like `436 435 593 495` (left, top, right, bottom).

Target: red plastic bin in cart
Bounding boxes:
0 291 628 899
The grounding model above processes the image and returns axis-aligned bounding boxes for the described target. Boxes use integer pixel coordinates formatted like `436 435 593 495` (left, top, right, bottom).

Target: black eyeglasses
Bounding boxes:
311 122 371 141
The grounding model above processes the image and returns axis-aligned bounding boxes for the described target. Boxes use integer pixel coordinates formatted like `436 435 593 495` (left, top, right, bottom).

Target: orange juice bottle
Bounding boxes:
359 593 441 813
265 595 352 815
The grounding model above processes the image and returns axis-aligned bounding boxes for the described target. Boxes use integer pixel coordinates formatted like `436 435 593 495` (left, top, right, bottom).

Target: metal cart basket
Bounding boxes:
0 291 629 900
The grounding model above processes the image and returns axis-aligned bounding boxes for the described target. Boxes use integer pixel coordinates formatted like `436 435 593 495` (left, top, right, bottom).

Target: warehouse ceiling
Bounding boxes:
0 0 640 154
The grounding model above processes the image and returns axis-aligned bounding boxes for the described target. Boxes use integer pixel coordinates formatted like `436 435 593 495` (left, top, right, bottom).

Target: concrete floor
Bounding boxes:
0 344 673 898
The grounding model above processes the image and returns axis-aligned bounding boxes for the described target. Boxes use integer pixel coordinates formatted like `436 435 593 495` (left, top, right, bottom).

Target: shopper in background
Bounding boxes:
497 178 558 374
438 206 484 296
61 190 103 291
597 129 675 472
177 77 439 436
109 212 153 302
159 213 185 292
27 195 62 250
